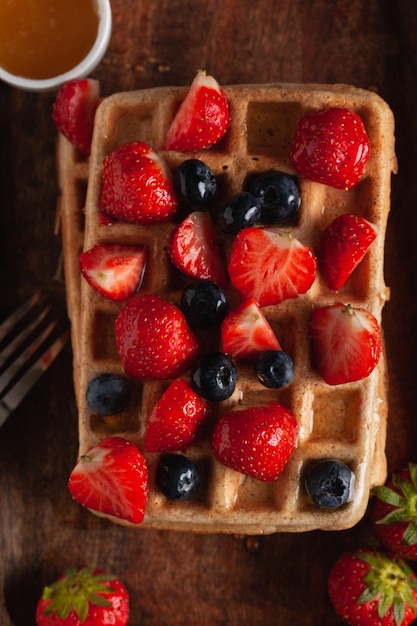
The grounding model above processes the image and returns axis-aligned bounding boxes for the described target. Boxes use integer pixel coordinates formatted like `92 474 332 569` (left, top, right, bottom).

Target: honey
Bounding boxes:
0 0 100 80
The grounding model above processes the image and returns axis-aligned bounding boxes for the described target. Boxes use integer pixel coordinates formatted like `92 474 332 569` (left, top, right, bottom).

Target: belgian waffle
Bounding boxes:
57 82 396 534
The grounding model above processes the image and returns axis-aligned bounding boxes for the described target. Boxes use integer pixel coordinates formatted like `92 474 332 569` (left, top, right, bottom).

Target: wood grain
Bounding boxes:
1 1 416 623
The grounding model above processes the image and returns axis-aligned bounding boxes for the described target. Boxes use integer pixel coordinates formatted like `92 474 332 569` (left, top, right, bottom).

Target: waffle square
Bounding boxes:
57 82 396 533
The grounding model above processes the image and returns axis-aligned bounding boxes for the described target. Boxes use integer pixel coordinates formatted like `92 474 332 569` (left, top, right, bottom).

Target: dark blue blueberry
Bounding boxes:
181 281 227 328
218 192 261 233
304 459 354 509
192 352 237 402
174 159 217 210
86 374 133 415
247 170 301 224
156 454 200 500
255 350 294 389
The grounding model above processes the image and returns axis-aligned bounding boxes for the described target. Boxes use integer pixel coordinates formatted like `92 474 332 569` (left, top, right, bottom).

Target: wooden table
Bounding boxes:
1 1 416 623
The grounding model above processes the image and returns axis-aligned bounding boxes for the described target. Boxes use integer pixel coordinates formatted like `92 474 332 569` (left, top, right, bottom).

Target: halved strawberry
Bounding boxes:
68 436 148 525
100 141 178 224
310 302 382 385
144 379 208 452
228 227 317 306
169 210 228 288
290 107 371 190
320 213 378 290
115 294 200 380
221 297 281 360
79 243 148 301
211 402 298 482
163 70 230 151
52 78 100 156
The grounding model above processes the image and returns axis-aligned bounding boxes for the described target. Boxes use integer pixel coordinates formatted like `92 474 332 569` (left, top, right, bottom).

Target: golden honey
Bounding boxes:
0 0 99 79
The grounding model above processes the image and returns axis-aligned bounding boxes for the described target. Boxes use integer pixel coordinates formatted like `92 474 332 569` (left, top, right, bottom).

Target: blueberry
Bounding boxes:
218 192 261 233
304 459 354 509
247 170 301 224
255 350 294 389
156 454 200 500
192 352 237 402
174 159 217 210
86 374 133 415
181 281 227 328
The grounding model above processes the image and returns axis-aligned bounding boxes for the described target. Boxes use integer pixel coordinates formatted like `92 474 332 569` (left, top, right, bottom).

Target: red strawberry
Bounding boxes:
290 107 371 190
320 213 378 290
228 227 317 306
310 303 381 385
371 464 417 561
35 566 129 626
221 297 281 359
52 78 100 156
100 141 178 224
68 436 148 525
211 402 298 481
115 294 200 380
79 243 148 301
328 547 417 626
163 70 230 151
144 378 208 452
169 210 228 288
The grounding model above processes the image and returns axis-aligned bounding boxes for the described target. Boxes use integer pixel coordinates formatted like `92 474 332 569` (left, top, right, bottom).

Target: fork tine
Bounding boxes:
0 293 70 426
0 316 60 395
0 327 69 427
0 293 40 345
0 299 52 374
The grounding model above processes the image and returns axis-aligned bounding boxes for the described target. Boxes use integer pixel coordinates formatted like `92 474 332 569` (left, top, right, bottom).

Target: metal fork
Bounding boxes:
0 290 70 427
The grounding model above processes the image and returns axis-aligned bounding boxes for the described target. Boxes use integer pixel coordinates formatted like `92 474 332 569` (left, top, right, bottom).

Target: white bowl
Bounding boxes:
0 0 112 92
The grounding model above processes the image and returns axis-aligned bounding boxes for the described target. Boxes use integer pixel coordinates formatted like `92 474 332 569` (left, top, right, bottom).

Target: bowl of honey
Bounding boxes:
0 0 112 92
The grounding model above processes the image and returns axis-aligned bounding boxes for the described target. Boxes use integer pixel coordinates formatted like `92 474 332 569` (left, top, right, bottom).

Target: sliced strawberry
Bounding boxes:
320 213 378 290
221 297 281 360
100 141 178 224
79 243 148 301
169 210 228 288
228 227 316 306
211 402 298 482
290 107 371 190
52 78 100 156
310 302 382 385
163 70 230 151
144 379 208 452
68 436 148 525
115 294 200 380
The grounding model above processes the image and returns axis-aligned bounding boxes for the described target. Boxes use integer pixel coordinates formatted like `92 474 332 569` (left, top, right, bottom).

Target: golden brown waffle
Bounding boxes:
57 82 396 534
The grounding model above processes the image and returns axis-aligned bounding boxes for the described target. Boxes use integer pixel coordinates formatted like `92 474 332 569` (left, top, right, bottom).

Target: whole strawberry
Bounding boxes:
328 547 417 626
211 402 298 481
163 70 230 151
371 463 417 561
100 141 178 223
115 294 200 380
290 107 370 190
52 79 100 156
35 566 129 626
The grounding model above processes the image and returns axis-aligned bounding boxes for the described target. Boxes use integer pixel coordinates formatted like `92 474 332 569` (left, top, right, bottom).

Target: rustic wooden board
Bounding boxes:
1 1 416 623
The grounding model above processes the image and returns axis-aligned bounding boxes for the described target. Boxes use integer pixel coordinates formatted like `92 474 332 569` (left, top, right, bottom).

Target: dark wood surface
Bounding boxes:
1 1 417 624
